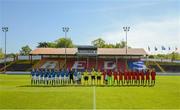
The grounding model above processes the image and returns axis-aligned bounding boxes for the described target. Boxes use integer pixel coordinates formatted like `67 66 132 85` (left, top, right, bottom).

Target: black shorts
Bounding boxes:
70 76 73 80
97 76 101 80
84 76 88 80
91 76 95 80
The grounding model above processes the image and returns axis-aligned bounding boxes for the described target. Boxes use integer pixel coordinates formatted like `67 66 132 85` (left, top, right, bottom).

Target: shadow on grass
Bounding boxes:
18 85 154 88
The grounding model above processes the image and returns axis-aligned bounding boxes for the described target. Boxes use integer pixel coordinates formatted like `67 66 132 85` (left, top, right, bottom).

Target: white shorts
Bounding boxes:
44 77 48 81
32 76 36 80
65 76 69 80
36 76 39 80
74 76 78 81
40 77 44 80
52 77 55 80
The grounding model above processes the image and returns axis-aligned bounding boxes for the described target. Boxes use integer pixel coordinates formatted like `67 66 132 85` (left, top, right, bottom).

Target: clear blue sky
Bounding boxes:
0 0 180 54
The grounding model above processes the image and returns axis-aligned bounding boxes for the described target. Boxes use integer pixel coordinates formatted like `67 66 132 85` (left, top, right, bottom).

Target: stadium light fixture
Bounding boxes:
123 26 130 54
2 27 8 73
62 27 69 68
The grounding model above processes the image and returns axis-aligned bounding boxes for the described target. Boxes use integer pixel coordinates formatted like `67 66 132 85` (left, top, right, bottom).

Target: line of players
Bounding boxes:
31 68 156 86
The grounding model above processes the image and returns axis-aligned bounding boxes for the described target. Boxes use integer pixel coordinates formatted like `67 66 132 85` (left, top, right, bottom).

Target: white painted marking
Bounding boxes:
93 86 96 110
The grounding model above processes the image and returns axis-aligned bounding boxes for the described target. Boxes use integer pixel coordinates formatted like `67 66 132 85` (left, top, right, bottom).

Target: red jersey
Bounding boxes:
146 71 150 80
113 72 118 80
124 71 128 80
141 71 144 80
151 71 156 80
102 71 106 80
107 71 112 77
119 72 122 80
128 72 132 80
132 71 135 80
136 72 140 80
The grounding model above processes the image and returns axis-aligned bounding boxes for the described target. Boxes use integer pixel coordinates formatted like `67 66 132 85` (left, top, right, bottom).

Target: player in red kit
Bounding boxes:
118 70 123 86
124 70 128 85
151 69 156 86
136 70 140 86
132 69 135 85
128 70 132 85
140 70 145 86
113 69 118 85
102 70 107 85
145 69 150 86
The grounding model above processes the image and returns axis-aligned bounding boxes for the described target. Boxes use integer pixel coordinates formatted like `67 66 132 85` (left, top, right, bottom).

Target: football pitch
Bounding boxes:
0 74 180 109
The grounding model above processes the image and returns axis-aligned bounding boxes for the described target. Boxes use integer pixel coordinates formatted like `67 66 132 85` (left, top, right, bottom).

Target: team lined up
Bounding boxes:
31 68 156 86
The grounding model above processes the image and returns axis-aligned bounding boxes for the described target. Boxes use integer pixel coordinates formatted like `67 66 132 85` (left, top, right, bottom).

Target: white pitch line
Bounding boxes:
93 86 96 110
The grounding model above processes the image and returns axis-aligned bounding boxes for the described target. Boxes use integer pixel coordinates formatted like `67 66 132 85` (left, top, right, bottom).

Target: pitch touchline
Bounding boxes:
93 86 96 110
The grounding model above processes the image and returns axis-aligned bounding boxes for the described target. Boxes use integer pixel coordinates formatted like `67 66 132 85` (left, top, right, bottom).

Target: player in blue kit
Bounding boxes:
60 69 65 85
31 68 35 85
52 69 56 85
44 69 48 85
47 69 52 85
74 69 78 84
65 68 69 85
39 69 44 84
56 69 61 85
35 68 40 85
77 70 82 84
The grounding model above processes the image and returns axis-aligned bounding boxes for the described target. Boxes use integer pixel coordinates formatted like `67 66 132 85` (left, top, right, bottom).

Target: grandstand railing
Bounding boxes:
141 58 180 63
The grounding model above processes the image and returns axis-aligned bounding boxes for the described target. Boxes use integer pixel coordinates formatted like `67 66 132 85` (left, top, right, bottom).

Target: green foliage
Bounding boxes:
7 53 17 58
0 48 4 59
20 45 32 55
47 42 57 48
91 38 105 48
37 42 48 48
150 52 180 60
91 38 128 48
55 37 74 48
37 38 74 48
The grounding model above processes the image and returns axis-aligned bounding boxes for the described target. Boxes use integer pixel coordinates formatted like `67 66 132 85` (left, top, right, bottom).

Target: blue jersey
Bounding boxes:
57 71 61 77
44 71 48 78
74 71 78 77
31 71 35 76
52 72 56 78
48 72 51 78
65 70 69 77
61 70 65 77
36 71 39 77
40 71 44 77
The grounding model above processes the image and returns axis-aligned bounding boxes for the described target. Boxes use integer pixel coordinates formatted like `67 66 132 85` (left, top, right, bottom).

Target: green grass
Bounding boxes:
0 74 180 109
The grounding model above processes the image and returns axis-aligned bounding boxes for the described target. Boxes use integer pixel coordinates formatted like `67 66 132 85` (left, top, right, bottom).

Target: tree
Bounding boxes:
20 45 32 55
91 38 105 48
37 42 49 48
47 42 57 48
92 38 129 48
0 48 4 59
55 37 74 48
115 41 126 48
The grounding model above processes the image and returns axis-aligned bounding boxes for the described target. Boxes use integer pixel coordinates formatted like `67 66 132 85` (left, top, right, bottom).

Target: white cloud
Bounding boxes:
92 18 180 54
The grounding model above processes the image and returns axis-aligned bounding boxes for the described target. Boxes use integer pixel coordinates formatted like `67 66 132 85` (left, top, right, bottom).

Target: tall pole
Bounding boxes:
2 27 8 73
62 27 69 69
123 26 130 71
123 27 130 54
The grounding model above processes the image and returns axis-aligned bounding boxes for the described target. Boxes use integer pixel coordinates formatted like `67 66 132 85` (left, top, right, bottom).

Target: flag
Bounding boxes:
175 47 178 51
155 46 158 51
148 46 150 51
168 47 171 50
161 46 166 50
